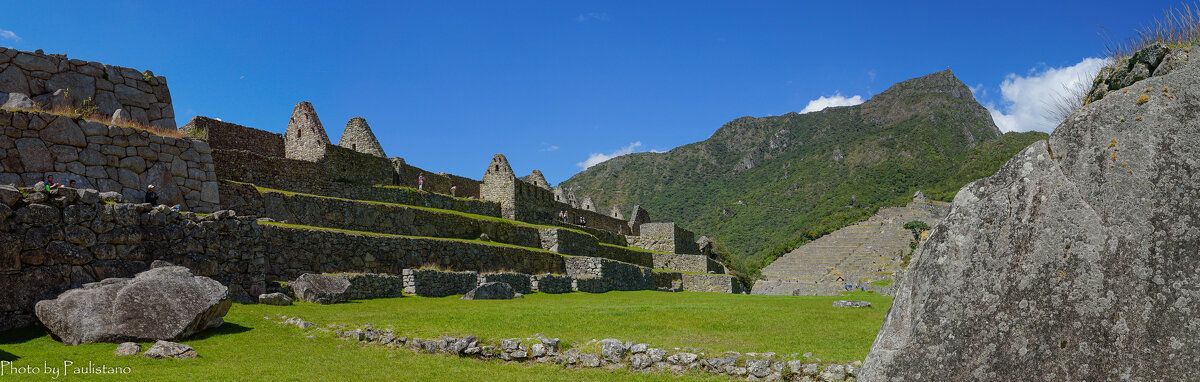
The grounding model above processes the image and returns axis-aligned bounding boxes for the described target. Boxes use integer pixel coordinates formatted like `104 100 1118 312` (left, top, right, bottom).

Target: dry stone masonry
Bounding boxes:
338 117 385 158
0 110 219 211
273 316 863 381
0 47 176 129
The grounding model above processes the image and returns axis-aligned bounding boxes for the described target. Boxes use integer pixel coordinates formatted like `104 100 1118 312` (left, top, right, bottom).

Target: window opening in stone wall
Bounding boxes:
352 144 356 151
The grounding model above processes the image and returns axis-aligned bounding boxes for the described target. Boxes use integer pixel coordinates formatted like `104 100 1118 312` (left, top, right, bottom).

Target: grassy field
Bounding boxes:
0 291 890 381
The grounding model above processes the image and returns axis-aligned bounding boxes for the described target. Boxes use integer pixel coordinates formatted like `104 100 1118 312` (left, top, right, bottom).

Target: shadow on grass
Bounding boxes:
0 348 17 361
0 326 47 345
188 323 252 341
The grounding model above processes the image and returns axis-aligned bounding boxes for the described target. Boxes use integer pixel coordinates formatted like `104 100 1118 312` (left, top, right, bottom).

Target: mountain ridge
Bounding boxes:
560 70 1046 278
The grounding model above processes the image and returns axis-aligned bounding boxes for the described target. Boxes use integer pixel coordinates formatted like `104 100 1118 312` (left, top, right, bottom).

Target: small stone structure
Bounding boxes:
531 274 572 294
338 117 385 158
402 269 478 297
283 102 330 162
565 257 655 293
0 47 177 129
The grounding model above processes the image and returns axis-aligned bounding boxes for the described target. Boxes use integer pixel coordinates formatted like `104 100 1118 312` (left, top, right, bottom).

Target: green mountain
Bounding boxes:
559 70 1048 278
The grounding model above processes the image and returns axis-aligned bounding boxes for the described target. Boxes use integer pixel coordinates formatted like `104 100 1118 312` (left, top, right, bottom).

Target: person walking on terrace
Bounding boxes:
418 173 425 191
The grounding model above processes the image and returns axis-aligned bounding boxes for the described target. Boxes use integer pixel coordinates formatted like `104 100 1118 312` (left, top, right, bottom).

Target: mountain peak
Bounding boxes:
860 69 999 138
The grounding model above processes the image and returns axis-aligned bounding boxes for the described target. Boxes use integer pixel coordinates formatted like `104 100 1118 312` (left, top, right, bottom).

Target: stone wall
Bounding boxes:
653 271 683 292
1 110 219 212
652 253 727 274
557 223 628 246
182 116 284 158
395 159 481 199
682 273 744 294
220 181 541 249
537 227 598 257
0 187 262 332
214 150 498 216
637 222 698 254
0 47 176 129
402 269 478 297
261 224 566 282
321 272 405 300
478 272 532 294
596 244 655 268
564 257 655 293
531 273 572 294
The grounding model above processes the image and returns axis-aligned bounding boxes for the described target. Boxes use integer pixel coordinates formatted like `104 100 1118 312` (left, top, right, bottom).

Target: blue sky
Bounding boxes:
0 1 1182 184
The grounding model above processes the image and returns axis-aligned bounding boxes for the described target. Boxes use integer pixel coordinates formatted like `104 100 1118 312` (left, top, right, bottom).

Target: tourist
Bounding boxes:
145 184 159 206
418 173 425 191
68 180 76 188
171 204 181 211
450 185 457 197
45 175 62 190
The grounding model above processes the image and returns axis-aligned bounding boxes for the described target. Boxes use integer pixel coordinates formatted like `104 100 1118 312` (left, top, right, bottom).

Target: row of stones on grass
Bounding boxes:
274 316 861 382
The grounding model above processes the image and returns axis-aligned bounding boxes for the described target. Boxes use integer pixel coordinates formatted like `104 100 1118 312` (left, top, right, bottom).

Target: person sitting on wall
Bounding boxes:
145 184 159 206
418 173 425 191
68 180 76 188
45 175 62 190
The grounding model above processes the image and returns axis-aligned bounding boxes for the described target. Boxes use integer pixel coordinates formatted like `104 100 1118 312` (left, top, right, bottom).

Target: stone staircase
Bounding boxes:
752 196 949 295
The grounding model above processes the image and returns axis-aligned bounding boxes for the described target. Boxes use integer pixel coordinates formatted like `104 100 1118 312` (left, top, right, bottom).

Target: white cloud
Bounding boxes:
987 57 1108 133
577 141 643 169
799 93 864 114
577 12 609 22
0 29 20 42
539 144 560 152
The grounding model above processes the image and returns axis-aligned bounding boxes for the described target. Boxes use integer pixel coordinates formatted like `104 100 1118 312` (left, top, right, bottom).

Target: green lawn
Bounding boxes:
0 291 889 381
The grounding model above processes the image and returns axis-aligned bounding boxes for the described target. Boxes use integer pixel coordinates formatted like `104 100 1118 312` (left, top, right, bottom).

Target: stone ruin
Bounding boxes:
0 47 741 336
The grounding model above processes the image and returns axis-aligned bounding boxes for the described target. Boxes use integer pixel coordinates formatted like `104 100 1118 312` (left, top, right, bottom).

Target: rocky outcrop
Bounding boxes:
34 266 231 345
461 282 515 300
862 43 1200 381
290 273 351 304
143 340 197 359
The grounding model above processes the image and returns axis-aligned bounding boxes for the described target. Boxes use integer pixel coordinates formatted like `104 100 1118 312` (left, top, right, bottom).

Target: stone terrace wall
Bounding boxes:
507 177 631 235
213 147 392 193
652 253 725 274
682 273 744 294
215 150 499 216
595 244 655 268
183 116 284 158
1 110 219 212
556 223 627 246
537 227 598 257
0 47 176 129
402 269 478 297
261 225 566 283
565 257 655 293
220 181 542 250
325 273 405 300
531 274 572 294
395 160 482 199
0 187 262 331
653 271 683 292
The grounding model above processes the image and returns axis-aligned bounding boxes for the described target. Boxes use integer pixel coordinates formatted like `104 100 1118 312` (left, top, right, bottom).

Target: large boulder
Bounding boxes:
291 273 350 304
34 266 231 345
862 44 1200 381
461 282 515 300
